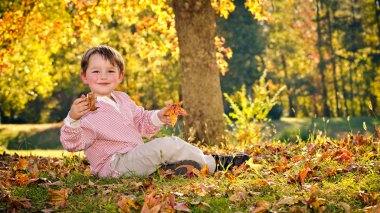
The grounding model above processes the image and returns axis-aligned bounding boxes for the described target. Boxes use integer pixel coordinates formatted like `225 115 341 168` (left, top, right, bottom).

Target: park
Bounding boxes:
0 0 379 212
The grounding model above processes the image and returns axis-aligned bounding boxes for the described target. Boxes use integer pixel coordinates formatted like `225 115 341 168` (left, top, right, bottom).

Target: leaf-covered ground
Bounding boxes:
1 133 379 212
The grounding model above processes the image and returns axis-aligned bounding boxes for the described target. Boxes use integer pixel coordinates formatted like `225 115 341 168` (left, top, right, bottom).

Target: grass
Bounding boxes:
270 117 379 142
0 123 62 150
1 135 379 212
0 117 379 211
0 117 378 153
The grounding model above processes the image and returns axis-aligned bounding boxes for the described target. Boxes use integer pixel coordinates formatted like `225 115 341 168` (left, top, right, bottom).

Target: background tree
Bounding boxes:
1 0 379 142
217 0 266 114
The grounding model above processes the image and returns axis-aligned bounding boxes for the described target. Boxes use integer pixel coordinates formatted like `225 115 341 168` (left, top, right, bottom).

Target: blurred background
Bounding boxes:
0 0 379 151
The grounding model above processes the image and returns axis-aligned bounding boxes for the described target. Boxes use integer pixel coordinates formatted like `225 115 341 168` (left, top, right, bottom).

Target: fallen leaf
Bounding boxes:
12 173 31 186
16 158 29 170
193 165 209 177
174 202 191 212
252 201 271 213
338 201 351 213
116 196 139 213
298 169 309 184
276 196 300 206
7 197 31 211
46 188 70 209
190 201 210 210
229 191 246 202
200 164 210 177
225 172 235 182
141 191 162 213
291 155 304 163
307 143 316 154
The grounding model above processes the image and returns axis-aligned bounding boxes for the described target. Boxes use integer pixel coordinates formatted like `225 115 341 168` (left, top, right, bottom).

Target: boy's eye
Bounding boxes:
108 70 116 73
92 70 100 73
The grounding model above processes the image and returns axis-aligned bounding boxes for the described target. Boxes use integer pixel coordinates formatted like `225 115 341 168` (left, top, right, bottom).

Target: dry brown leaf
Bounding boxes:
199 164 210 177
276 196 300 206
16 158 28 170
298 163 311 184
83 92 99 111
116 196 139 213
225 172 235 182
174 202 191 212
229 191 246 202
46 188 70 209
291 155 304 163
338 201 351 213
252 201 271 213
13 173 31 186
141 191 162 213
190 201 210 210
7 197 31 211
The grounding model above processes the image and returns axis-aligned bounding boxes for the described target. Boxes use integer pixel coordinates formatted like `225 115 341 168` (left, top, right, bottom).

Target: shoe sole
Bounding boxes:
161 160 201 175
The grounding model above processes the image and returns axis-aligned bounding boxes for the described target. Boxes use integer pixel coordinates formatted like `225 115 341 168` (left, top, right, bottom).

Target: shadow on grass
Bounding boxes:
6 127 62 150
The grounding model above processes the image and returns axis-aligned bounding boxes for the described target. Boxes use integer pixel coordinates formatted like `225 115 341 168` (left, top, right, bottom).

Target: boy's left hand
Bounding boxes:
157 107 171 125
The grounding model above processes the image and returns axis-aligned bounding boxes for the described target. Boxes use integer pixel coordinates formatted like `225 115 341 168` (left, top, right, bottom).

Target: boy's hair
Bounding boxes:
81 45 125 73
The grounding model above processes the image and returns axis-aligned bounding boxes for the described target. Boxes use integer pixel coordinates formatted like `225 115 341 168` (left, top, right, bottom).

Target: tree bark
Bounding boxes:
338 59 349 116
173 0 226 145
316 0 331 117
375 0 380 49
326 2 341 117
280 54 296 117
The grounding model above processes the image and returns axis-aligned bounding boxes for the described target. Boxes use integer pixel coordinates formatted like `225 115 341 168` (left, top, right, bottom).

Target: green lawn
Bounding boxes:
270 117 379 142
1 131 379 212
0 117 379 155
0 118 379 212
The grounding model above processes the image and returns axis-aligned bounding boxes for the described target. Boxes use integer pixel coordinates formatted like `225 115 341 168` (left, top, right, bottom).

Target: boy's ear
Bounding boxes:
118 72 125 81
80 71 88 84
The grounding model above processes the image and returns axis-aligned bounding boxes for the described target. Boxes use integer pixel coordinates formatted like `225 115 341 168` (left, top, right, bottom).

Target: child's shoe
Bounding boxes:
213 154 250 171
161 160 201 175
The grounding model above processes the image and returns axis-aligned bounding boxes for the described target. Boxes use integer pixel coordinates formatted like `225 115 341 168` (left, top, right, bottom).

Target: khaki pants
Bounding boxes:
110 136 216 177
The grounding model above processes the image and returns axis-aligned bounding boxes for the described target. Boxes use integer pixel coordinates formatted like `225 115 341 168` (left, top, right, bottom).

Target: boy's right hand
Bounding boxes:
69 95 90 120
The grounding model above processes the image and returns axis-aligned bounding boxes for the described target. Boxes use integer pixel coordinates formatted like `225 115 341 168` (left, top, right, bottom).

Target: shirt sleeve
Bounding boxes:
151 110 165 127
60 118 96 152
128 97 162 138
63 112 81 128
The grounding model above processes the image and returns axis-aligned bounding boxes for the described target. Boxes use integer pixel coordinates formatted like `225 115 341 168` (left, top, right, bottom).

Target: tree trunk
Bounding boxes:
326 2 341 117
173 0 226 145
339 59 349 116
375 0 380 49
349 62 355 116
316 0 331 117
280 54 296 117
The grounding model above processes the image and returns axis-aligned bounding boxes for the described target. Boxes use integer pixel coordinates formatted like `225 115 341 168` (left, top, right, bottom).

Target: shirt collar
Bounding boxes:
95 92 120 111
96 93 116 103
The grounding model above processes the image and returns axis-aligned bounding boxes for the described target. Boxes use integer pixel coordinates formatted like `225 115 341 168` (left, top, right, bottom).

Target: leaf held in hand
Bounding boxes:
87 92 99 111
164 101 187 126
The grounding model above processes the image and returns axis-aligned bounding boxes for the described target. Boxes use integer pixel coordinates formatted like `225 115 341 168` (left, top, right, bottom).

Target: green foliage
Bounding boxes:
0 0 181 123
217 0 267 96
224 71 285 145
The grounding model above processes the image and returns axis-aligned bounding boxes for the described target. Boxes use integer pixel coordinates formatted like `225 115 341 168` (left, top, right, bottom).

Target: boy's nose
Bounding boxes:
100 72 107 79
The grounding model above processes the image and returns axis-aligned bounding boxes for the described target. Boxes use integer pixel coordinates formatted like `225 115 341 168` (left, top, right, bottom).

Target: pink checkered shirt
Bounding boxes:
60 91 162 177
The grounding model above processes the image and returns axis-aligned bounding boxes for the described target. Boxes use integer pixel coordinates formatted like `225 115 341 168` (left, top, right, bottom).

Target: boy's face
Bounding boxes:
80 53 124 97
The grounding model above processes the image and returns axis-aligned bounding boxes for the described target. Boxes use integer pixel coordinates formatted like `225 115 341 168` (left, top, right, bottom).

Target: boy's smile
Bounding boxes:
80 53 124 98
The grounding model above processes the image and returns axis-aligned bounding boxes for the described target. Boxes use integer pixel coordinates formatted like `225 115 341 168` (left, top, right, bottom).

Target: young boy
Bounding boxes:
60 45 248 178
